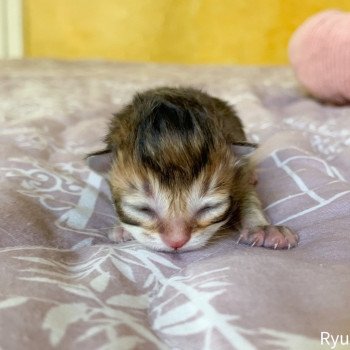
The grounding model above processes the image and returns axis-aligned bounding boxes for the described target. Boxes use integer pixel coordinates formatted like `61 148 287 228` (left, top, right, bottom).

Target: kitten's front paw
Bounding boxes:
237 225 299 249
108 226 134 243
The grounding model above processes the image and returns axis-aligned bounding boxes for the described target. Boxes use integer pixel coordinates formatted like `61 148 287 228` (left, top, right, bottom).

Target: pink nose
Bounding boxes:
162 235 190 250
161 218 191 250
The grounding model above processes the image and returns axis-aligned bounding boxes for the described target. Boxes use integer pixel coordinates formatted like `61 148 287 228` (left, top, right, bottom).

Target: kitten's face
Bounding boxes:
109 152 237 252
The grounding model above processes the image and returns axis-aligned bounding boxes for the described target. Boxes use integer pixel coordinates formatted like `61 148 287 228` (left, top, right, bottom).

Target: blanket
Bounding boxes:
0 60 349 350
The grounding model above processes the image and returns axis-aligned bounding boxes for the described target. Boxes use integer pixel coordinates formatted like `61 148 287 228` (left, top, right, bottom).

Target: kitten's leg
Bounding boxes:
237 190 299 249
108 225 134 243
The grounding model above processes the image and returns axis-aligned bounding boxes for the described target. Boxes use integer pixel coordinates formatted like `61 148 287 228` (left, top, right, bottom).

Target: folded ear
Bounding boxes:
85 149 113 174
231 142 258 157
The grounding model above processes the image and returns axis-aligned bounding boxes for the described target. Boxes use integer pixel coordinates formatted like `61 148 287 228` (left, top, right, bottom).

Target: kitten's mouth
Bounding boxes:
159 239 209 253
141 238 200 253
153 245 199 253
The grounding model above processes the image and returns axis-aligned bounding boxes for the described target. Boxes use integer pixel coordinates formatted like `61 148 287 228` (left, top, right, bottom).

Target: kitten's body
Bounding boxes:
89 87 298 251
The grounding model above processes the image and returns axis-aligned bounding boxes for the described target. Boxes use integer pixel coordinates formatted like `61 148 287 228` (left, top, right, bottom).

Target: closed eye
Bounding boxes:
196 202 227 217
135 206 156 217
196 203 222 216
123 204 157 219
195 197 233 226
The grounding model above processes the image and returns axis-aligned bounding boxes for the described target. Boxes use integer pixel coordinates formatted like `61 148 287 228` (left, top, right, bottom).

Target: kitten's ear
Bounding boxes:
231 142 258 157
86 149 113 174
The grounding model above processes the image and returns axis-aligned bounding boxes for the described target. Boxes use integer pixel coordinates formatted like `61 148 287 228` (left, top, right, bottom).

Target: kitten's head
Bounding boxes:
88 88 256 251
108 147 244 252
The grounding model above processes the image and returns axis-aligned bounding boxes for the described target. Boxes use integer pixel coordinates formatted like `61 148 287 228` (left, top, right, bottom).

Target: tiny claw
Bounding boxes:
274 243 278 250
236 235 243 244
288 243 291 250
251 240 256 247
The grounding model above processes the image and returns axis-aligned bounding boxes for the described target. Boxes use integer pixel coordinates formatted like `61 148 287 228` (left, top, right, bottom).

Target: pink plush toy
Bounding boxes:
289 10 350 104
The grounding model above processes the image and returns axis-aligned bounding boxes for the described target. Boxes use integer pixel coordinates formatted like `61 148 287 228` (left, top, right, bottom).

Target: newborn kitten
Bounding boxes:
88 87 298 252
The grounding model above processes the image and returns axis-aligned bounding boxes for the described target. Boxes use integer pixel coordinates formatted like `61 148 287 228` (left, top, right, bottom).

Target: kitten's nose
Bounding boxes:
161 219 191 250
162 235 190 250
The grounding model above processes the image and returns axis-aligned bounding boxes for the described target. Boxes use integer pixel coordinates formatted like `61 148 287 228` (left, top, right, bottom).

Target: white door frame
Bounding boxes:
0 0 23 58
